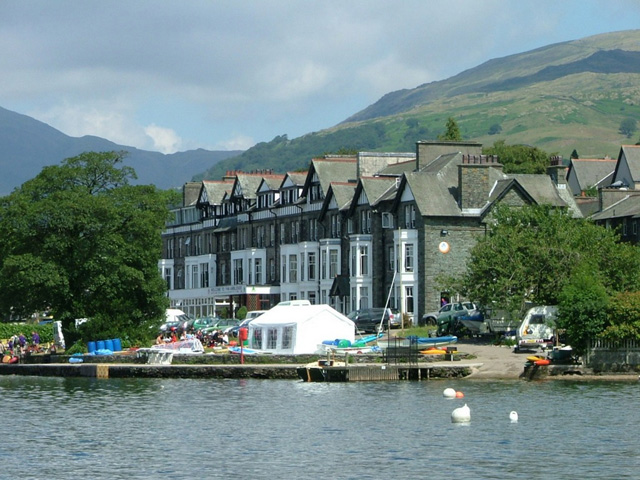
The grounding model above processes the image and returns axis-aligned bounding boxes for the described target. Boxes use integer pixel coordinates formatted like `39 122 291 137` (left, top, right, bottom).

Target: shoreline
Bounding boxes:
1 341 637 382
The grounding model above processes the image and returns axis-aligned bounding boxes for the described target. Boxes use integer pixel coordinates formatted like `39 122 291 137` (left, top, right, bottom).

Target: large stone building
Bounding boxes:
159 141 581 322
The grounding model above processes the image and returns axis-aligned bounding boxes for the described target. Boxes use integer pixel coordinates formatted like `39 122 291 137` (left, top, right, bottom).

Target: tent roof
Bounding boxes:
250 303 354 327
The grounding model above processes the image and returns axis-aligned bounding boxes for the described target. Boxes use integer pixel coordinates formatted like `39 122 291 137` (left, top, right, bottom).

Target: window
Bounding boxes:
309 218 317 241
405 244 414 272
255 258 262 285
191 265 199 289
359 246 369 276
248 258 253 285
220 261 228 284
281 255 287 283
308 291 316 304
280 223 286 244
251 327 263 349
164 268 172 290
321 250 327 280
269 258 275 282
382 212 394 228
330 249 338 278
360 209 371 233
200 263 209 288
300 253 305 281
405 286 414 314
267 328 278 349
289 254 297 283
308 252 316 280
233 259 243 285
404 204 416 228
282 326 293 349
359 286 369 309
388 246 395 272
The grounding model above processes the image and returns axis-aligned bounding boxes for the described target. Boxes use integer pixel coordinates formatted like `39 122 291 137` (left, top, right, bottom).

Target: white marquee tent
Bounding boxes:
247 302 355 354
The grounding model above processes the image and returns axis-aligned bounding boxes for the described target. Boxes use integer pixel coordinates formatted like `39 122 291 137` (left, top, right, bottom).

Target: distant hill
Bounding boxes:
0 106 241 195
199 29 640 181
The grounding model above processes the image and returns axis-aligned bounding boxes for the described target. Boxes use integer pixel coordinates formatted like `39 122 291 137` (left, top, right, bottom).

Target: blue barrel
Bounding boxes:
87 341 96 353
105 339 114 352
96 340 106 351
112 338 122 352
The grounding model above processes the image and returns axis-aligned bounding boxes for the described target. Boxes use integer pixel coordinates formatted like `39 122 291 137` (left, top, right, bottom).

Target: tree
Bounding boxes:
483 140 550 174
557 264 609 355
450 204 640 316
0 151 171 346
488 123 502 135
570 149 579 159
619 117 637 138
438 117 462 141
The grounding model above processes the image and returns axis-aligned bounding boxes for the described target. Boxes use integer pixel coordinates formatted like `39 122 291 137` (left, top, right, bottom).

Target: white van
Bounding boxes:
516 305 557 351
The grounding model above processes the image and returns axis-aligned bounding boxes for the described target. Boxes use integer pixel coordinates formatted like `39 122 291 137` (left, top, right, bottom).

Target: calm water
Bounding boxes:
1 376 638 479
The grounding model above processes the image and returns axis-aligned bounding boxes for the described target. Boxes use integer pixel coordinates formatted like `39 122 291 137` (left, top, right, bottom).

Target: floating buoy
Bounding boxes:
443 387 456 398
455 391 464 398
509 411 518 423
451 404 471 423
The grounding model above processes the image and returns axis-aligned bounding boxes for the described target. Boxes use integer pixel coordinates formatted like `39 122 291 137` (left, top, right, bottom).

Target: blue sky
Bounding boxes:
1 1 640 154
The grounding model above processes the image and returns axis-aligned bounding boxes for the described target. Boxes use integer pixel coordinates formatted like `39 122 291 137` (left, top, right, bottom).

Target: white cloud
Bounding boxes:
144 124 183 154
3 1 640 153
216 134 256 152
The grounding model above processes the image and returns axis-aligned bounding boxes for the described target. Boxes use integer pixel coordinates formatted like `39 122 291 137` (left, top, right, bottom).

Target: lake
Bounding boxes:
1 376 638 479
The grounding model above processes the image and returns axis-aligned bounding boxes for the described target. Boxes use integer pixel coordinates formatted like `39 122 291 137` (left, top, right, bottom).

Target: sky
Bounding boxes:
2 1 640 155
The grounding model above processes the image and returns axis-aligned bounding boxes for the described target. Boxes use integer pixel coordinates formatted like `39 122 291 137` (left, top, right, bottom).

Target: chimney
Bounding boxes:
547 155 567 186
458 154 503 209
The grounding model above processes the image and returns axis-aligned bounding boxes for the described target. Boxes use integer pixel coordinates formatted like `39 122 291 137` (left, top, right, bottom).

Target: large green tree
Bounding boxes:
483 140 550 174
0 151 170 346
450 204 640 316
438 117 462 142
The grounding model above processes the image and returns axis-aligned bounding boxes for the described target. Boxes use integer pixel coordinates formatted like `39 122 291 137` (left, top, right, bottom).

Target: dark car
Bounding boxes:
348 308 398 333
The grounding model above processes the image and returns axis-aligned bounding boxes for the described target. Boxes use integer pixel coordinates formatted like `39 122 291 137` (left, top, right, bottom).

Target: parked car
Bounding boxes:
192 316 220 332
435 302 481 336
422 302 481 326
348 308 399 333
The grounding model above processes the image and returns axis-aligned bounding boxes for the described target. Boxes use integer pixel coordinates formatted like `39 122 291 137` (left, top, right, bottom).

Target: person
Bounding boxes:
31 331 40 346
155 334 164 345
221 332 229 345
441 297 448 307
18 333 26 351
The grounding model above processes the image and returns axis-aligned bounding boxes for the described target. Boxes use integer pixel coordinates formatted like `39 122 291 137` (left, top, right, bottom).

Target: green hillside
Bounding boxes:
196 30 640 181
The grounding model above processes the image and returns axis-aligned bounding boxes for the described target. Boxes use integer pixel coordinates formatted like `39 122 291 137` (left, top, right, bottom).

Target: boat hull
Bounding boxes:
377 335 457 349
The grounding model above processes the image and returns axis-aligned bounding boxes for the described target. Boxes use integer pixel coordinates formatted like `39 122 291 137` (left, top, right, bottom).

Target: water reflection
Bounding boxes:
0 377 638 479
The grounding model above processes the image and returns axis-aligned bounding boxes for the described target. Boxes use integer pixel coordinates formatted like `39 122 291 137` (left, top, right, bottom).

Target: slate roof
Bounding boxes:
590 193 640 221
199 180 233 206
358 177 398 207
567 158 616 194
615 145 640 185
329 182 357 212
309 157 357 194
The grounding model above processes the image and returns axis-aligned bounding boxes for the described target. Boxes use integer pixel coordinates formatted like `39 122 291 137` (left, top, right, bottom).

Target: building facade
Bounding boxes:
159 142 580 322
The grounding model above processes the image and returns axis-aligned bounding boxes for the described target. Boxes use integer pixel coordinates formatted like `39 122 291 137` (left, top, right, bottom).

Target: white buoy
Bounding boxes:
451 404 471 423
509 411 518 423
443 387 456 398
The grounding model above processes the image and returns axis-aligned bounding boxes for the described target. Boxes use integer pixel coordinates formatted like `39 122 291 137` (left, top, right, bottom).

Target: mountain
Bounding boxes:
0 106 241 195
198 29 640 181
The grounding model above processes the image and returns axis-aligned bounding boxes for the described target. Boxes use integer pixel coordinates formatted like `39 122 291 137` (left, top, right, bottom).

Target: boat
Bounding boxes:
227 346 263 355
297 358 347 382
149 338 204 354
377 335 457 349
315 333 383 355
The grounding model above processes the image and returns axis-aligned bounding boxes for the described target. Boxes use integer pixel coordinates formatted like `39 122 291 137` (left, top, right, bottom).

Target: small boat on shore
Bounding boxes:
377 335 457 349
150 338 204 354
315 333 382 355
